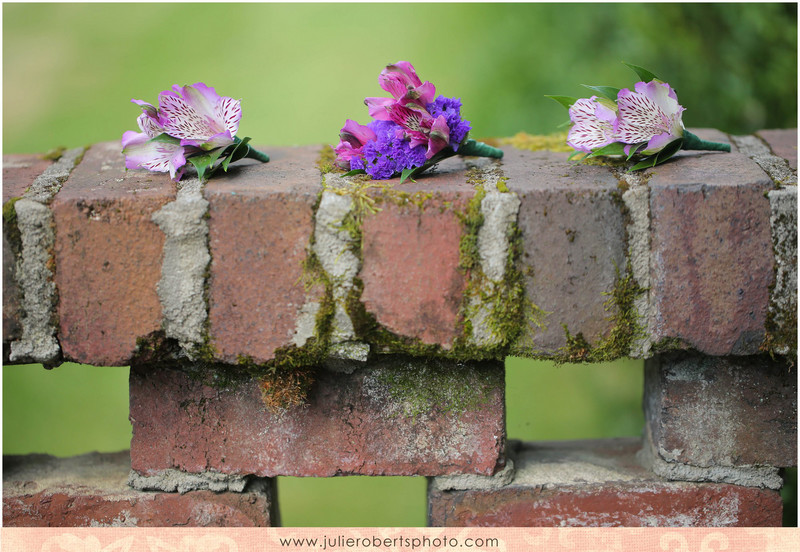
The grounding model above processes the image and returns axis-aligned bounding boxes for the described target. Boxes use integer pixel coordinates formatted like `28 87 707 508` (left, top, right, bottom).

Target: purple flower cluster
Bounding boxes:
428 96 471 152
334 61 471 180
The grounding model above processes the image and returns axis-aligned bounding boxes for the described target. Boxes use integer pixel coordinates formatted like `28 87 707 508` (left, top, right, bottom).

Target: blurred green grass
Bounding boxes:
2 2 796 527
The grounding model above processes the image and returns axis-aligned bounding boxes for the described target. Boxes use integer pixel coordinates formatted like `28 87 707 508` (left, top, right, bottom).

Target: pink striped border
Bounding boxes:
2 528 799 552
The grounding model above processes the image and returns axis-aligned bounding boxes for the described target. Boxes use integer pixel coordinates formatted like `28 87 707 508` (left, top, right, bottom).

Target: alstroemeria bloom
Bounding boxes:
159 83 242 150
386 103 450 159
334 119 377 168
567 96 617 153
122 100 188 180
365 61 436 120
615 80 685 155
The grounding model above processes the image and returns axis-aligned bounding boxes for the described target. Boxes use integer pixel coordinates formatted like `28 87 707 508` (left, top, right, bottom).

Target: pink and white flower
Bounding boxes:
615 80 685 154
567 96 618 153
159 83 242 150
122 100 188 180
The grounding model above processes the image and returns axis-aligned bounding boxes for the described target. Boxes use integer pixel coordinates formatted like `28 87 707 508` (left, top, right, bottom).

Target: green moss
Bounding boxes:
451 167 547 360
40 146 66 162
316 144 339 175
3 197 22 259
499 131 572 153
554 261 646 363
371 357 500 420
650 336 689 355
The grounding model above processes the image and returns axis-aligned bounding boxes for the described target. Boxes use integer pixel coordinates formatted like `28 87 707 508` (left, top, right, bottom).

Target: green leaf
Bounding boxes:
628 138 683 171
148 133 181 145
399 168 416 185
580 85 620 101
188 153 214 182
545 95 580 110
623 62 659 83
568 150 588 162
342 169 366 177
626 142 647 160
586 142 628 158
221 136 252 171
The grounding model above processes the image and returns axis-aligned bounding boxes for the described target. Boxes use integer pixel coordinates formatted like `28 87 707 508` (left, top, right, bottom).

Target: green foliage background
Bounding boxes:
2 3 796 527
3 3 796 155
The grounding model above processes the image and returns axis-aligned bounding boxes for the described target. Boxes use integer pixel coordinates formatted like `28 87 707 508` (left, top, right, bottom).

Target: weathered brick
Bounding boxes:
205 146 321 364
428 438 783 527
359 158 476 348
3 154 53 201
644 353 797 468
503 149 626 354
3 451 277 527
647 152 774 355
52 142 175 366
758 128 797 170
3 155 55 355
130 356 505 477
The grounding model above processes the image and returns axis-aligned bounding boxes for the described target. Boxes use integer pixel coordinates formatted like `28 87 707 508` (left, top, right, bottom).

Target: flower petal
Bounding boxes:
365 97 395 121
216 96 242 137
123 137 187 180
425 115 450 159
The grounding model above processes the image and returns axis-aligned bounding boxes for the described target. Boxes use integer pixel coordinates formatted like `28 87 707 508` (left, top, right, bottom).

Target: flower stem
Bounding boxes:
682 130 731 152
458 138 504 159
245 147 270 163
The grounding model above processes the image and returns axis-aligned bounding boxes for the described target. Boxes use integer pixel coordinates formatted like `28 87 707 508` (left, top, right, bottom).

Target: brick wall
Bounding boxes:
3 129 797 527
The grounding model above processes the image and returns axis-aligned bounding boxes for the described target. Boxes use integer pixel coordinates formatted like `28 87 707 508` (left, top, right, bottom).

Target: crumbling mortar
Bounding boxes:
8 146 87 365
151 178 211 359
731 133 797 188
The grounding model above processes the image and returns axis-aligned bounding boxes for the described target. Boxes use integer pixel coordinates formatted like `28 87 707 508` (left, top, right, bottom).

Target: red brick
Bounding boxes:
130 357 505 477
758 128 797 170
3 154 53 202
503 149 626 353
648 152 774 355
645 353 797 468
52 142 175 366
359 158 475 348
204 146 320 364
3 452 276 527
428 439 783 527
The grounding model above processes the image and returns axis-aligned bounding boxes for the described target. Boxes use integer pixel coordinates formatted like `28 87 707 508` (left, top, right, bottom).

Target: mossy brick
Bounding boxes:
359 157 477 348
647 152 774 356
758 129 797 170
644 353 797 469
502 149 626 354
51 142 176 366
129 356 505 477
3 452 276 527
428 438 783 527
204 146 321 364
3 155 54 352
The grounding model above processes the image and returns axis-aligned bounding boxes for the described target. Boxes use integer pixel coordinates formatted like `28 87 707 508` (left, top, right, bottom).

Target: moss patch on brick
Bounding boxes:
499 131 572 153
555 261 646 363
3 197 23 259
370 357 499 420
316 144 339 175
